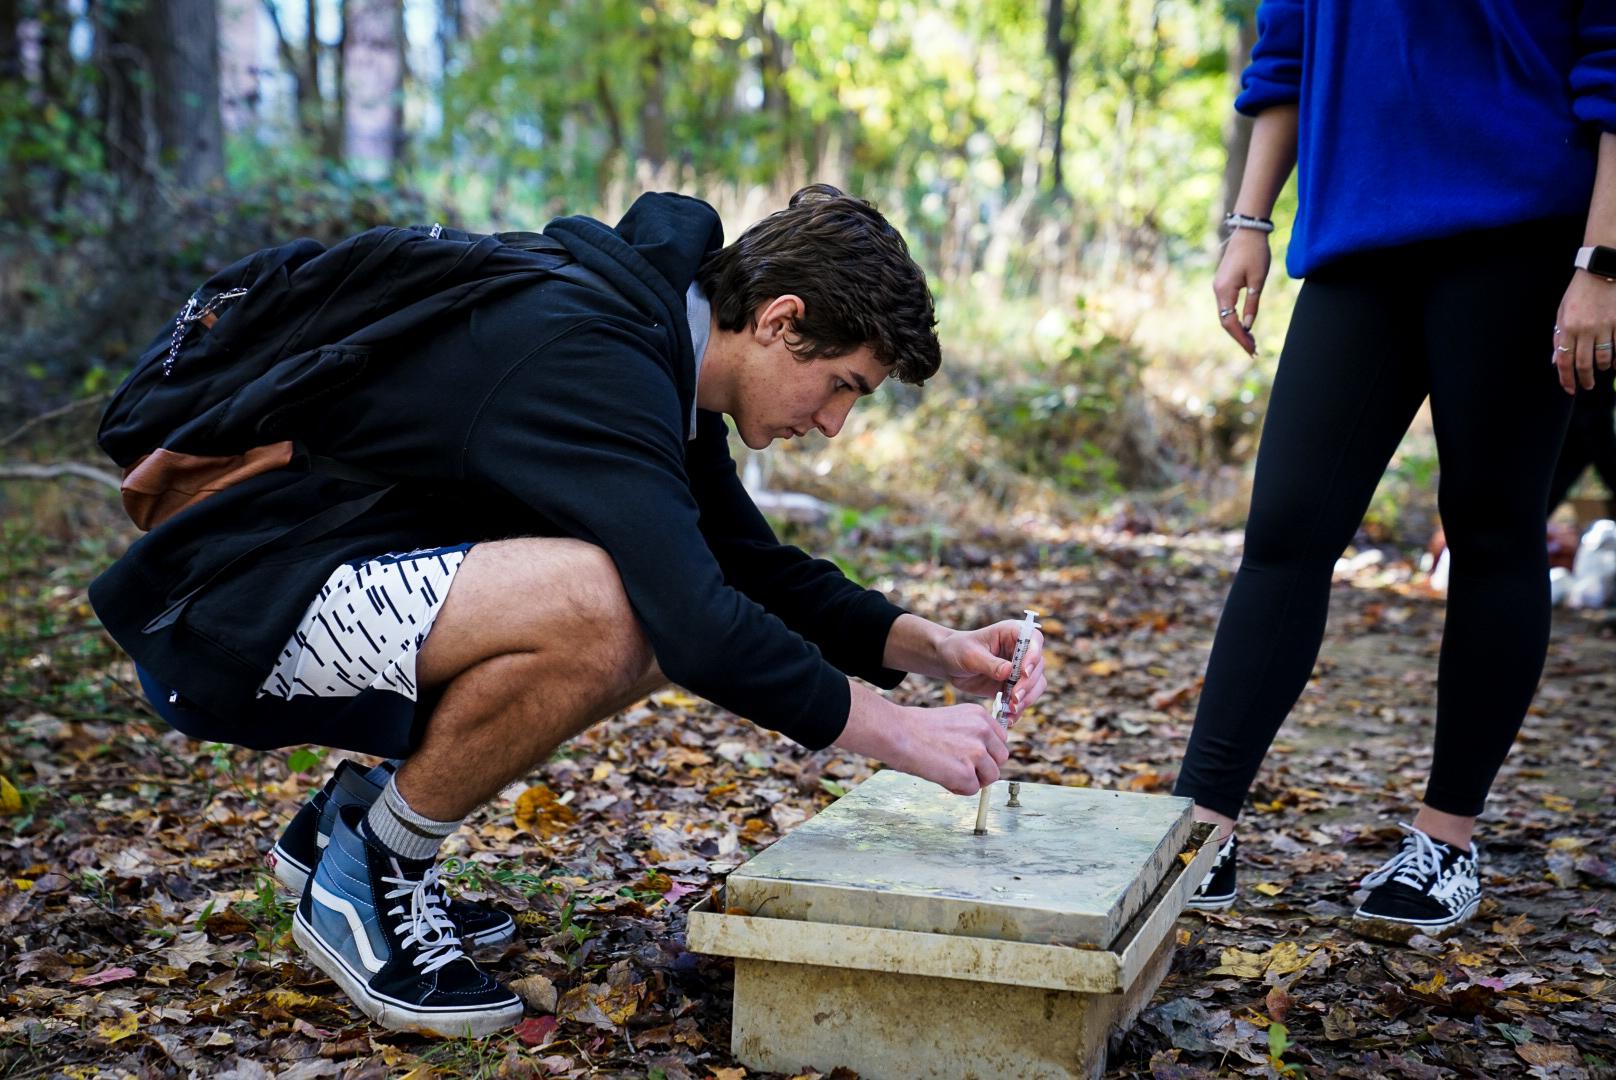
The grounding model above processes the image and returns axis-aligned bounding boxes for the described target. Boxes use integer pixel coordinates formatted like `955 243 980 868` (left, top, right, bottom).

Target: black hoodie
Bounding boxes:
90 193 906 753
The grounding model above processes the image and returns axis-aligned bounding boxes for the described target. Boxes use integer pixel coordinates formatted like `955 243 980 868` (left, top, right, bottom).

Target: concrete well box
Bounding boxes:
687 771 1217 1079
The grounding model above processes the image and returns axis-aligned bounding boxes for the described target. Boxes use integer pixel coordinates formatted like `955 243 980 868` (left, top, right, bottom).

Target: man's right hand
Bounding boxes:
833 682 1009 795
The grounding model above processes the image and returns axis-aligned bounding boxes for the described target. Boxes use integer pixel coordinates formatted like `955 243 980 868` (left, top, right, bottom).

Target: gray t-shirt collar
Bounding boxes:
685 281 711 441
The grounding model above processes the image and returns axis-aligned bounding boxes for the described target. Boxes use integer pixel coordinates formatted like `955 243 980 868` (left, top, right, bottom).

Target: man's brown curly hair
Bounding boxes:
696 184 941 385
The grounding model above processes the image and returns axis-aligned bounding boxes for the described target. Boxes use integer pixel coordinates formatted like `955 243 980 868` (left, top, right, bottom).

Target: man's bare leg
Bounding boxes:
400 537 664 821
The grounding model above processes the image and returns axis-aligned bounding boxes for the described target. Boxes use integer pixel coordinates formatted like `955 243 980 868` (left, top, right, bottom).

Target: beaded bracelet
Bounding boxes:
1223 212 1275 234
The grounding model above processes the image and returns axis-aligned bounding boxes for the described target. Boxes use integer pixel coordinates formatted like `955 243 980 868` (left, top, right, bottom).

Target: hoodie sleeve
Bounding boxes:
686 410 907 689
1235 0 1304 117
1573 3 1616 133
462 318 853 750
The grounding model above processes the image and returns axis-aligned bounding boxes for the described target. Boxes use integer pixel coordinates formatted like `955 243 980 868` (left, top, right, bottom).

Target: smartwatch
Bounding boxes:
1574 245 1616 280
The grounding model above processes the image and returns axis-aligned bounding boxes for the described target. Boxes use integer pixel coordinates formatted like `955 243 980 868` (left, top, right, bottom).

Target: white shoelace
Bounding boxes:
381 862 465 974
1360 823 1443 891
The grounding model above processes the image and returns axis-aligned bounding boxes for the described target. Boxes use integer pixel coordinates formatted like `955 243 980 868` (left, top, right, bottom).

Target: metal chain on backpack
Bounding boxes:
162 287 250 377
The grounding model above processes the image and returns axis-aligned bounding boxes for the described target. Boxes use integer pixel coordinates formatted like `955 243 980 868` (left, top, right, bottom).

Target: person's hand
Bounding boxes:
1553 269 1616 393
835 688 1009 795
1213 229 1271 356
934 621 1047 719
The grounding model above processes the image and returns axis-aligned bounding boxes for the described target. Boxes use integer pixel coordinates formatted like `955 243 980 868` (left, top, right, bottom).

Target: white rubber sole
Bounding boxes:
1185 892 1236 912
292 909 523 1037
1351 897 1480 942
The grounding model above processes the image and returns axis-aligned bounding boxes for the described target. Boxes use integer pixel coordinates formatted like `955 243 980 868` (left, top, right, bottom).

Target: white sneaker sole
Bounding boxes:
1351 897 1480 943
292 909 523 1037
1185 892 1236 912
271 843 515 952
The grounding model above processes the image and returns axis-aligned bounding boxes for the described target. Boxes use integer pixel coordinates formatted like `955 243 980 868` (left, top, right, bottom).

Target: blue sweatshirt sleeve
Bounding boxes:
1573 3 1616 132
1235 0 1304 117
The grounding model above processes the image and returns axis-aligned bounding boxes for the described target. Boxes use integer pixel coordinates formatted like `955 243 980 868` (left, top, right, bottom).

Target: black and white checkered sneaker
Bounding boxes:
1353 823 1480 939
1186 833 1238 911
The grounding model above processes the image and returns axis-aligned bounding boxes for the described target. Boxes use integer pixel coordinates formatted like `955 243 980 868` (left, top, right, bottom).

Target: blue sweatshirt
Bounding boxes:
1238 0 1616 277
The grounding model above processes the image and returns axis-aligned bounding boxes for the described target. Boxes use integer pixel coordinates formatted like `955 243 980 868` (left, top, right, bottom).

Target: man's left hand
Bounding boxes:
936 621 1048 720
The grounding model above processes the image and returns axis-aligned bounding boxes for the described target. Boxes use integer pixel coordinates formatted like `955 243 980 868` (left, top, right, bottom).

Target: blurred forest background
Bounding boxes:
0 0 1422 546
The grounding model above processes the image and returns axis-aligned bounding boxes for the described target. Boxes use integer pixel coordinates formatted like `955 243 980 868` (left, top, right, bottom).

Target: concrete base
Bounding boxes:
730 930 1174 1080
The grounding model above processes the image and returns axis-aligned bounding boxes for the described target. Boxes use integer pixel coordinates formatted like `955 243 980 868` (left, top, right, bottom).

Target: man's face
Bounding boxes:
730 341 890 451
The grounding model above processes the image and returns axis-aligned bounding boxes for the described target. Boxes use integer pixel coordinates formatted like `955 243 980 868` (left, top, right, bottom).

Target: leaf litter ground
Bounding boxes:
2 523 1613 1079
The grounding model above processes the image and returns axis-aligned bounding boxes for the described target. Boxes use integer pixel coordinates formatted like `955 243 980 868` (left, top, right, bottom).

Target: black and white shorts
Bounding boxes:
258 543 474 703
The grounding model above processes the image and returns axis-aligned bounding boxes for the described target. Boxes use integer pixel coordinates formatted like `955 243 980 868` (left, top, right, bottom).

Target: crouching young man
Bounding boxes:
90 185 1047 1036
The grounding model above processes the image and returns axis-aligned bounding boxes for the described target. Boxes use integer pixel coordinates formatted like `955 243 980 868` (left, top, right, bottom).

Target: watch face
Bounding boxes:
1592 246 1616 279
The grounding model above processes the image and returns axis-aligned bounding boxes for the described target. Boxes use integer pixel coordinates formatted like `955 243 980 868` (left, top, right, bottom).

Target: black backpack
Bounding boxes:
98 223 590 531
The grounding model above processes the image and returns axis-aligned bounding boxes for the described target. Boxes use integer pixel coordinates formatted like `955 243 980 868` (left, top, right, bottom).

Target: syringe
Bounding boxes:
974 609 1040 835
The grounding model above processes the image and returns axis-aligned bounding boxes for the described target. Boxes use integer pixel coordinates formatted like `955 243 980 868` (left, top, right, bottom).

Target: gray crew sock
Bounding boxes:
363 773 461 862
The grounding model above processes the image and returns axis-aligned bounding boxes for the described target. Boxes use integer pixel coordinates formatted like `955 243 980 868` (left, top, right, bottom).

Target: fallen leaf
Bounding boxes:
1517 1043 1584 1068
514 1015 559 1048
95 1011 140 1043
513 784 577 838
73 965 137 987
510 973 559 1013
0 776 21 815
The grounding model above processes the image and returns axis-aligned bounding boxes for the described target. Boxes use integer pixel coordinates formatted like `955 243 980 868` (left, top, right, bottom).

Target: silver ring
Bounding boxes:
1556 345 1572 353
1597 341 1615 351
1218 307 1235 318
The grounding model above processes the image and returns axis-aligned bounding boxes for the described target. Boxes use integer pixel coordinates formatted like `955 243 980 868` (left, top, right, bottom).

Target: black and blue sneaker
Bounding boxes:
292 804 525 1036
1186 833 1238 911
269 760 516 952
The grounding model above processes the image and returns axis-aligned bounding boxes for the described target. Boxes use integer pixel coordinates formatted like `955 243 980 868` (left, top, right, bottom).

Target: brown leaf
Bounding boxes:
1264 986 1293 1025
16 948 73 981
1517 1043 1584 1068
510 973 559 1013
513 784 577 838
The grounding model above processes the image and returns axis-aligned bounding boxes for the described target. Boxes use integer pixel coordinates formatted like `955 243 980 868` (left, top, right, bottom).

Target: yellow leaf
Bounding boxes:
1209 941 1314 978
1209 947 1268 978
1541 794 1575 813
1524 986 1579 1004
591 762 614 782
0 776 21 816
96 1011 140 1043
710 1069 748 1080
1411 971 1446 994
1453 952 1491 967
513 784 577 838
11 879 31 891
653 689 701 709
1548 837 1588 852
1254 882 1285 897
1086 660 1119 677
264 989 324 1010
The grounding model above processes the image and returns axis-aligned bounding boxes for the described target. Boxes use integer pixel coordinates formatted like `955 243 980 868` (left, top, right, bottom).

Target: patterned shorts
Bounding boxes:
258 543 474 703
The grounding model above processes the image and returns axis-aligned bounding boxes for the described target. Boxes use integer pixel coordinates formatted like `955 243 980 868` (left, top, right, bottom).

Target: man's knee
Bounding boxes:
418 537 651 689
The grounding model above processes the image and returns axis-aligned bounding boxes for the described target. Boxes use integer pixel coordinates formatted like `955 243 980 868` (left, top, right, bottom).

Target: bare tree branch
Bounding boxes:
0 393 110 449
0 461 122 489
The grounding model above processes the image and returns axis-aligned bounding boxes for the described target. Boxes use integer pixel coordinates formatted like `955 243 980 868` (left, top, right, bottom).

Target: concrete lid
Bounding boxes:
725 772 1194 949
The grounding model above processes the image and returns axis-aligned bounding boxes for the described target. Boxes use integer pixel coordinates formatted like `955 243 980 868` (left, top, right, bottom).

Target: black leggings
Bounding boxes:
1548 374 1616 512
1175 220 1578 820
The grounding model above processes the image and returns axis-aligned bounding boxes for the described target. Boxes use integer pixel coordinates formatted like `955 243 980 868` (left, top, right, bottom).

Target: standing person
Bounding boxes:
91 186 1047 1034
1175 1 1616 938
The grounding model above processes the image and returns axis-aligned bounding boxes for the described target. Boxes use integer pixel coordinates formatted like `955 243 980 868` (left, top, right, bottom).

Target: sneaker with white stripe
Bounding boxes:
292 804 523 1037
1352 823 1481 940
269 759 516 952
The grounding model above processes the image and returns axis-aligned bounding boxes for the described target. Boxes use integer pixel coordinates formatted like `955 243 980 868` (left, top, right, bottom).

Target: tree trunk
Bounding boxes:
100 0 225 199
1043 0 1077 198
641 44 668 171
0 0 19 83
343 0 405 179
1219 6 1258 220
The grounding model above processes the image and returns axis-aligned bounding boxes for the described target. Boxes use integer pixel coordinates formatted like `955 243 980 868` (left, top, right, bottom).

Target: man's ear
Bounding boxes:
754 295 805 344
